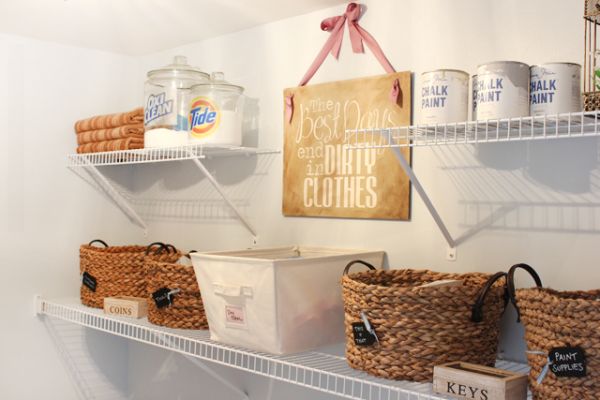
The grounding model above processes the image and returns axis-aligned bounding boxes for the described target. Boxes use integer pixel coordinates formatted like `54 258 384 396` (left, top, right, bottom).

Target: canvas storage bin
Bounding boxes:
508 263 600 400
342 260 508 382
190 246 384 354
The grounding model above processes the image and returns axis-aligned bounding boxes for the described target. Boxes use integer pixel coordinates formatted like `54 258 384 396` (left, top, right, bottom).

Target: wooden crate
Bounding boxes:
433 362 528 400
104 296 148 319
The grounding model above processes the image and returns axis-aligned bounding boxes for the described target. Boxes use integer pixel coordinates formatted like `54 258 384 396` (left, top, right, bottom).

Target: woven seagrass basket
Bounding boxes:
146 247 208 330
341 260 508 382
80 240 179 308
508 263 600 400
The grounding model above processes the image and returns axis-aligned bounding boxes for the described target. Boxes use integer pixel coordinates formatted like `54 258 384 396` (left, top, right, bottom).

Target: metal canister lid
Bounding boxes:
477 60 530 69
147 55 209 80
529 62 582 68
421 69 469 77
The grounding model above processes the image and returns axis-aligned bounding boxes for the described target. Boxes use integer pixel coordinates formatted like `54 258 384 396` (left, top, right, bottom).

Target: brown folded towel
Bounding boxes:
74 107 144 133
76 137 144 154
76 124 144 145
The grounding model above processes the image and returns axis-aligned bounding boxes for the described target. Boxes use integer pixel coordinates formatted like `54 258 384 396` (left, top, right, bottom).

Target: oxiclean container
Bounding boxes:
420 69 469 124
144 56 209 148
530 63 582 116
476 61 530 120
189 72 245 146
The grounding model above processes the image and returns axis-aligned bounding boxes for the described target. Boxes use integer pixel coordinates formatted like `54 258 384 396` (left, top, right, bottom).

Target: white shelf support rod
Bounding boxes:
76 158 148 232
188 151 258 241
391 147 457 249
33 295 43 317
156 334 250 400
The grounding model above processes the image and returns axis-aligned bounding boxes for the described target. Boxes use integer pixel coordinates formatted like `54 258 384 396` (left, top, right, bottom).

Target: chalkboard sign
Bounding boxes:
352 322 377 346
152 287 173 308
283 72 412 220
550 347 586 378
82 272 97 292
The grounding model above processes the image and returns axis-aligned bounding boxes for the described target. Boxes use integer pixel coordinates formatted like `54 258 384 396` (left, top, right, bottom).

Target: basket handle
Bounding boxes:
507 263 543 322
471 271 508 323
145 242 165 255
343 260 376 276
164 244 177 253
88 239 108 247
185 250 197 259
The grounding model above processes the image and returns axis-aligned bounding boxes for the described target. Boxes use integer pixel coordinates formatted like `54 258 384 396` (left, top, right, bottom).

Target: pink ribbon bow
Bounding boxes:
285 2 400 123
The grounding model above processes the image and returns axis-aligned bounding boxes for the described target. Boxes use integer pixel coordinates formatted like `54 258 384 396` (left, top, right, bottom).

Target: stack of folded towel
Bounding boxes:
74 108 145 153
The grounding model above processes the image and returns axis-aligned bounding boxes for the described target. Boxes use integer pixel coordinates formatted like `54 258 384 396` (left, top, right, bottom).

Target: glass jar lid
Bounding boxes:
191 72 244 93
147 55 209 81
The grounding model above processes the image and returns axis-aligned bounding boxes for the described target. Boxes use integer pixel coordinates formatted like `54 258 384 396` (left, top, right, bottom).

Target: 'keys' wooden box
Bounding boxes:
433 362 528 400
104 296 148 319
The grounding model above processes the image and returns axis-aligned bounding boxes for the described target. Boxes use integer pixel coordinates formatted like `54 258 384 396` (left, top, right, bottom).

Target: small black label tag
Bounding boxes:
152 287 172 308
550 347 586 377
352 322 376 346
82 272 97 292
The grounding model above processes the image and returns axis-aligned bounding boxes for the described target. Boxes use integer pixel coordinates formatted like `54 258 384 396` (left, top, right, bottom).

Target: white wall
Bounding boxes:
126 0 600 398
0 34 143 399
2 0 599 399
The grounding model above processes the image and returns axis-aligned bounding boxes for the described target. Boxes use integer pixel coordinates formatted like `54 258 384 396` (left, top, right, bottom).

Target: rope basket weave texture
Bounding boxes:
145 250 208 330
80 241 179 309
342 265 507 382
509 263 600 400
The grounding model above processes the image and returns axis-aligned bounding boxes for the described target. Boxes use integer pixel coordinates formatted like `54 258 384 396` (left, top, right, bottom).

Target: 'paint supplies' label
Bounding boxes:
190 97 221 138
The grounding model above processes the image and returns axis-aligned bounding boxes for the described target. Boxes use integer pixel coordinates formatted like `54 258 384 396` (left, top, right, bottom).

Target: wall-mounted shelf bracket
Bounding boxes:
345 111 600 253
67 144 279 243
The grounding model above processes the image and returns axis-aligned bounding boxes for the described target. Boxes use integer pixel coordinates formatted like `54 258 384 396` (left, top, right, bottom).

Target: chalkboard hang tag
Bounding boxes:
549 346 587 378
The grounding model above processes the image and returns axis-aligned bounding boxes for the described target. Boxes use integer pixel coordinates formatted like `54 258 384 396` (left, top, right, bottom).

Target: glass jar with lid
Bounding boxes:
189 72 245 147
144 55 209 148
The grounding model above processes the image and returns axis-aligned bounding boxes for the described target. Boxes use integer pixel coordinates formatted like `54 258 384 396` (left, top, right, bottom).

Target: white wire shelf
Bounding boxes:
66 144 280 239
344 111 600 149
67 144 280 167
36 297 531 400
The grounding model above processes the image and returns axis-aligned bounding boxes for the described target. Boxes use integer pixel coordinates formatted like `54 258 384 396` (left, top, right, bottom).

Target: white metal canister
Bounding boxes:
476 61 530 120
530 63 581 116
471 75 478 121
420 69 469 124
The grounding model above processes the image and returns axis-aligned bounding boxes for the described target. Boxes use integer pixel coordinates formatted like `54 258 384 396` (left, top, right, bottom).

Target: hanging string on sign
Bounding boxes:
285 2 401 123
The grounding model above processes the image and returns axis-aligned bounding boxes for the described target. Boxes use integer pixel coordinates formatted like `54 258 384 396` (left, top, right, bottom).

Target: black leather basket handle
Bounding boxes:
507 263 543 322
343 260 376 276
471 271 508 323
185 250 197 259
145 242 165 255
88 239 108 247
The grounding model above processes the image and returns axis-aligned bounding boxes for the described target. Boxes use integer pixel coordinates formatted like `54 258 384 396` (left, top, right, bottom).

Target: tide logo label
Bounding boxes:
189 97 220 138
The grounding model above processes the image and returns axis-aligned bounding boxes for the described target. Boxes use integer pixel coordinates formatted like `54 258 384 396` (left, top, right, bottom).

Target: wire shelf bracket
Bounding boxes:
67 144 279 242
345 111 600 252
35 297 531 400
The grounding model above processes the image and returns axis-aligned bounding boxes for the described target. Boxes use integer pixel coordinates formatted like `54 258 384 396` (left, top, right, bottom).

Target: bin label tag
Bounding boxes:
352 322 377 346
225 305 247 329
549 347 586 378
82 272 97 292
152 287 180 308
